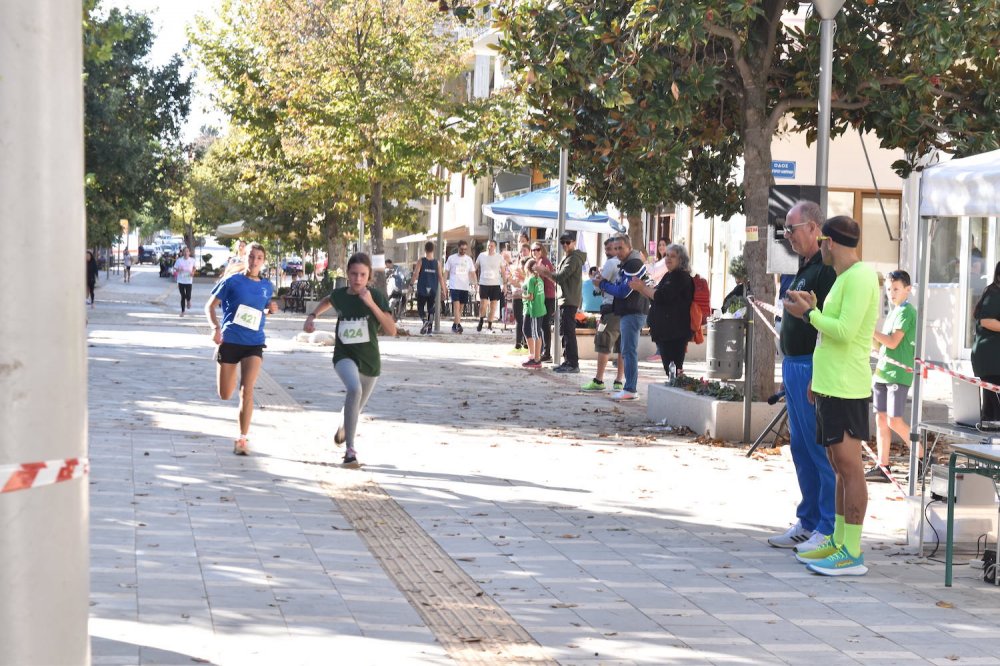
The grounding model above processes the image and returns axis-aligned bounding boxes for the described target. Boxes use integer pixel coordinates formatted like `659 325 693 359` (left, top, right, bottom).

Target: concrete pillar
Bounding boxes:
0 1 90 664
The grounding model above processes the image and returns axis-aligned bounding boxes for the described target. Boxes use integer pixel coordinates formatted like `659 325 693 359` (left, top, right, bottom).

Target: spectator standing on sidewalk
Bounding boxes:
304 252 396 468
972 261 1000 422
122 250 132 283
521 258 546 368
173 247 197 317
767 201 838 556
784 215 880 576
536 231 587 374
630 243 693 378
508 243 531 353
595 235 650 400
867 270 918 482
444 240 476 334
475 239 505 332
204 242 278 456
411 241 446 335
86 250 99 307
532 243 557 363
582 237 624 393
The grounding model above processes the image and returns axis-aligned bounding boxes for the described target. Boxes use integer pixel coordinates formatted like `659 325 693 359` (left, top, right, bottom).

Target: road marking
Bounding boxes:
326 481 556 665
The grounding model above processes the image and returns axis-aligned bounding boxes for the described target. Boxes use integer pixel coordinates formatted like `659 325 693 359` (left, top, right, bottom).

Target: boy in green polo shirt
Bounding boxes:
867 270 918 482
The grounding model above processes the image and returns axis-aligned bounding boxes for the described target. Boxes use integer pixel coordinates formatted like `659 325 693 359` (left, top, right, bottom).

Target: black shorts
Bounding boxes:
216 342 264 365
815 394 871 446
450 289 469 305
479 284 502 301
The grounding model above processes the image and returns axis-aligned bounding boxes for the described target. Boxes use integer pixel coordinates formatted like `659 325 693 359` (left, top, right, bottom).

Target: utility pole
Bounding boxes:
0 2 90 664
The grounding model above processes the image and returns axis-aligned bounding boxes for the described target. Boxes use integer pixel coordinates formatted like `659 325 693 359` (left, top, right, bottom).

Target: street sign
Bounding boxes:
771 160 796 179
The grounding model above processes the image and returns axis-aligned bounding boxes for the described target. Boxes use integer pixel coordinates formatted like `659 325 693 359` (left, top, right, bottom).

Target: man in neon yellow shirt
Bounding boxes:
784 216 880 576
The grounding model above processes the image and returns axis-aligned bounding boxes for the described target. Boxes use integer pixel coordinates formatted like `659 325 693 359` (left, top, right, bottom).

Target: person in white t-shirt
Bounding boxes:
173 246 197 316
443 240 477 333
122 250 132 283
475 239 505 332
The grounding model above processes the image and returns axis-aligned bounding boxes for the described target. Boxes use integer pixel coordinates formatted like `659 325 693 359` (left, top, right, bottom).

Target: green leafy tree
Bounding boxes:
492 0 1000 397
84 0 192 248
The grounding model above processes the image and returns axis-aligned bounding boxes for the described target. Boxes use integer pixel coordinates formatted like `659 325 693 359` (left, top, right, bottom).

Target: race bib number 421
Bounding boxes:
234 304 263 330
338 318 370 344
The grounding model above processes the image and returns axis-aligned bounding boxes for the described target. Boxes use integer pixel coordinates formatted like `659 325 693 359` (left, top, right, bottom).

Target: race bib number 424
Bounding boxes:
338 318 370 344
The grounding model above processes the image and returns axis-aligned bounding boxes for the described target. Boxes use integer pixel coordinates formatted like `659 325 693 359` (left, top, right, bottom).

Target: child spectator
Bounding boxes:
521 258 546 369
868 269 918 482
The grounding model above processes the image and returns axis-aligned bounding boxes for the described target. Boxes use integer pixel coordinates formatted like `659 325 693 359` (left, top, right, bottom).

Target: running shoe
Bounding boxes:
553 365 580 374
864 466 891 483
646 353 661 362
233 438 249 456
612 381 624 391
451 323 459 333
334 426 346 446
805 545 868 576
521 359 536 367
581 379 607 391
457 323 464 333
794 530 830 554
794 534 838 563
342 448 361 469
477 319 484 332
524 359 542 369
539 354 553 363
509 346 529 355
611 390 638 401
767 520 811 548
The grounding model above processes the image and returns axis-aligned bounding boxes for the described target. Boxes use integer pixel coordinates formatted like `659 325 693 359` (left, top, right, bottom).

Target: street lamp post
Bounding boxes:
813 0 845 217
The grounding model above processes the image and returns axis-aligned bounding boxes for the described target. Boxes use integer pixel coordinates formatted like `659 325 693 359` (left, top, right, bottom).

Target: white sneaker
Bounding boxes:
767 520 811 548
610 390 638 401
794 530 830 554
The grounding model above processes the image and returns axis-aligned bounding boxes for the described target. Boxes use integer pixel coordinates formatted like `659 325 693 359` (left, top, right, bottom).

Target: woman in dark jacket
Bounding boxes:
630 243 694 376
86 250 99 307
972 261 1000 421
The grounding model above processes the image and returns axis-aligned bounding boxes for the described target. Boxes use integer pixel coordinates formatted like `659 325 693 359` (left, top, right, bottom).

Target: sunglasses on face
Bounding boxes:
785 222 810 234
817 235 830 242
560 240 571 245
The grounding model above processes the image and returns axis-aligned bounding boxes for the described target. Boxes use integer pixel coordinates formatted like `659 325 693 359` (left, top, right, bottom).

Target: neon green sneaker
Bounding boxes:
581 379 607 392
794 534 837 563
806 544 868 576
612 380 624 391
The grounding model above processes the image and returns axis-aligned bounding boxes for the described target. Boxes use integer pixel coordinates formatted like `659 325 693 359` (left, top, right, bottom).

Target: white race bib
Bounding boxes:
338 318 370 344
233 304 263 330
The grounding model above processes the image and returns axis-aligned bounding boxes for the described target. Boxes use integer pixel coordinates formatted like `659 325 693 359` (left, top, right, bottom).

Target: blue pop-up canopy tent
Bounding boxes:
482 185 626 234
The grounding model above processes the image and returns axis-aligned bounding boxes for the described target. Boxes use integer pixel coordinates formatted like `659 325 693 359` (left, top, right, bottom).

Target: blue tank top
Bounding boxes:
416 257 439 296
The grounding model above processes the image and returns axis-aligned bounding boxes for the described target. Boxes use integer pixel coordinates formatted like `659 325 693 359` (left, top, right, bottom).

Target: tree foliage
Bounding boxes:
83 0 192 247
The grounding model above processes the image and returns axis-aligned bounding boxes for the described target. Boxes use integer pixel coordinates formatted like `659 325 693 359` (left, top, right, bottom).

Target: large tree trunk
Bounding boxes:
369 180 386 293
741 89 777 402
626 213 645 257
324 211 348 279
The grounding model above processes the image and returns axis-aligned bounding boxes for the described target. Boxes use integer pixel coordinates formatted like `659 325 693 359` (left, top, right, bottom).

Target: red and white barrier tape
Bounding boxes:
1 458 89 495
749 297 780 317
859 440 907 496
746 298 780 339
916 358 1000 394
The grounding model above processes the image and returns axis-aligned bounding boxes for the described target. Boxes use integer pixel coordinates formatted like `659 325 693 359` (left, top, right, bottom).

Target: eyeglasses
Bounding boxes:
784 222 809 234
559 240 572 245
817 235 830 242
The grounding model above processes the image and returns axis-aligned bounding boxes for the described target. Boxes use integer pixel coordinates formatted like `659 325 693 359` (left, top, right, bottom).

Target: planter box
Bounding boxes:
647 384 783 442
575 328 657 361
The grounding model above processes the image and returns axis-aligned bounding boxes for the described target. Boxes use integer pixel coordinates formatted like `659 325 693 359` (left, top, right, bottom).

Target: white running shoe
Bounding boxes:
767 520 811 548
794 530 830 554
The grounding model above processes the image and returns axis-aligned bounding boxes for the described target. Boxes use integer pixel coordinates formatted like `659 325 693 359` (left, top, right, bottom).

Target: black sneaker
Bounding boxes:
864 466 890 483
539 354 553 363
554 365 580 374
451 323 459 333
477 318 484 332
457 323 464 333
343 448 361 469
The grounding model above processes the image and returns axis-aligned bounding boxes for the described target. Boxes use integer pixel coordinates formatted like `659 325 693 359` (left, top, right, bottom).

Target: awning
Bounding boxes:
919 149 1000 217
482 185 626 235
215 220 246 238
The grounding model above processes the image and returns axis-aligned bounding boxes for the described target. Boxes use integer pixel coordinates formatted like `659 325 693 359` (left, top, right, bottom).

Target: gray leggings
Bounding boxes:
334 358 378 449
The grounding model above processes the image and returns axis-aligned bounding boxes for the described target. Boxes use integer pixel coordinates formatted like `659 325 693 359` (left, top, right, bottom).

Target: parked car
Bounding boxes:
282 256 304 276
138 246 157 264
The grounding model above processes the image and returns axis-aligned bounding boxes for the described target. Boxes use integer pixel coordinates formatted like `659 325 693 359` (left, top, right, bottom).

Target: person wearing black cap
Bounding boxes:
536 231 587 373
784 215 880 576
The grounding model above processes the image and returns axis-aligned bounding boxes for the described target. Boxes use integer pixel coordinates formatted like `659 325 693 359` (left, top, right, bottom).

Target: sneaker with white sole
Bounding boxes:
610 390 638 401
767 520 811 548
794 534 838 563
794 531 832 555
806 544 868 576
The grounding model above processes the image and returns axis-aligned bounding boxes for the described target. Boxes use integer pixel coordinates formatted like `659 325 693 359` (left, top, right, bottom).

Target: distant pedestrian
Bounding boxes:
476 239 505 332
581 238 624 392
86 250 99 307
204 242 277 456
122 250 132 283
508 243 531 353
598 235 651 400
444 240 476 334
224 239 248 277
173 247 197 317
411 241 446 335
521 258 546 368
532 243 557 362
631 243 693 378
304 253 396 468
536 231 587 373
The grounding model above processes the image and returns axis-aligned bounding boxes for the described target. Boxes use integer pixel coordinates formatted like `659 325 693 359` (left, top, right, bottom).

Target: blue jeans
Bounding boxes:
783 354 836 535
619 313 647 393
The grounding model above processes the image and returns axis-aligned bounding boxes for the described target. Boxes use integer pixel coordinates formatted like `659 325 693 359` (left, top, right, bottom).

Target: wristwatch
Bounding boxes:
804 308 815 324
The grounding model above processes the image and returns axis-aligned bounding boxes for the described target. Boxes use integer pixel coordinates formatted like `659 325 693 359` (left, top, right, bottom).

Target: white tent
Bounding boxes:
919 149 1000 217
215 220 246 239
908 149 1000 496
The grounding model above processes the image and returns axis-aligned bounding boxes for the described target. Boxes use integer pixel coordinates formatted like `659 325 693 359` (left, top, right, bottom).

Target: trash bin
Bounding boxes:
706 318 745 380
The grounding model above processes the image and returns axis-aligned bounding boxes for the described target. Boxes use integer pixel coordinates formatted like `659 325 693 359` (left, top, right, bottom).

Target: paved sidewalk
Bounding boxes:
87 266 1000 665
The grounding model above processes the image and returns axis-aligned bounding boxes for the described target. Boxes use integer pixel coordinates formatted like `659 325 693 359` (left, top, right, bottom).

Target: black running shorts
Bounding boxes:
815 393 871 446
216 342 264 365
